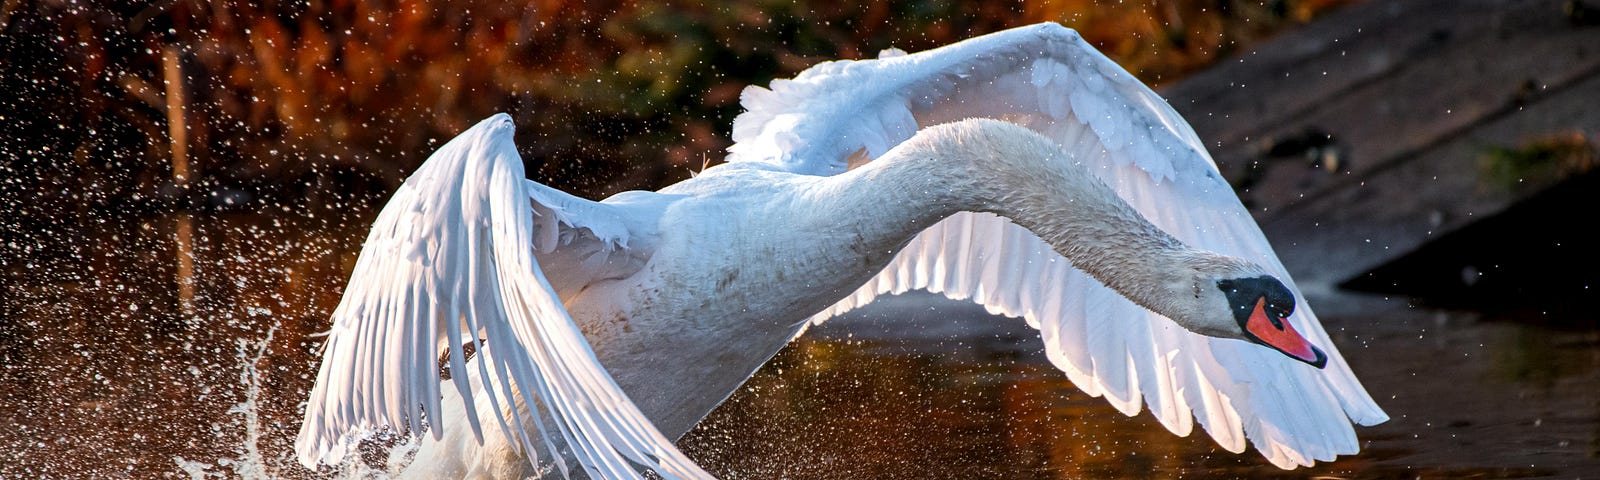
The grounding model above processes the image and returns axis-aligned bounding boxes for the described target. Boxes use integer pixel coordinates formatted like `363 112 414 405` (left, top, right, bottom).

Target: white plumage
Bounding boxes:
296 23 1386 479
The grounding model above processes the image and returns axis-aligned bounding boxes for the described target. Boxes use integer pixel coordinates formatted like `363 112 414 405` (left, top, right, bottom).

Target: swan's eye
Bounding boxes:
1215 275 1295 325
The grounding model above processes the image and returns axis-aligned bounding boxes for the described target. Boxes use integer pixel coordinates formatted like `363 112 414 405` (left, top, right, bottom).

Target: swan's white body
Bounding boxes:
295 24 1387 479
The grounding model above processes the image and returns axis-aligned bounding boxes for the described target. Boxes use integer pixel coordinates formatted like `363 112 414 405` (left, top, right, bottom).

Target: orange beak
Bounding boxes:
1245 298 1327 368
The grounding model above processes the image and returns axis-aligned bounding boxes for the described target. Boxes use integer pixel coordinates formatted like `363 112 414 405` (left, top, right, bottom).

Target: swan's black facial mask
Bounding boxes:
1216 276 1327 369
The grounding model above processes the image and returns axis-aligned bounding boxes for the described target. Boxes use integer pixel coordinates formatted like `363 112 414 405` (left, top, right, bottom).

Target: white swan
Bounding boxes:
294 23 1387 479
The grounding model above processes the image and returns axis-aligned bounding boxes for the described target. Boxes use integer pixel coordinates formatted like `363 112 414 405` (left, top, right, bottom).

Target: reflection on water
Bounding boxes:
682 334 1216 479
682 296 1600 479
2 212 1598 478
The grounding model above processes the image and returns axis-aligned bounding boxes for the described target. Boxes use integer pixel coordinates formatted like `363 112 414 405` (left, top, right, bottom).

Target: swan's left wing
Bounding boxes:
729 23 1386 469
295 114 710 479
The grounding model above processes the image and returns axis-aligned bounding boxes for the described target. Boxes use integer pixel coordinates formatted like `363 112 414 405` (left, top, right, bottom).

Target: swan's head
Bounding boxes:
1214 275 1327 368
1165 257 1327 369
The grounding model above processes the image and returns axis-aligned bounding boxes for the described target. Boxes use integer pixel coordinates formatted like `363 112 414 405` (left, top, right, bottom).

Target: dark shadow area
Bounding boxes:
1341 168 1600 319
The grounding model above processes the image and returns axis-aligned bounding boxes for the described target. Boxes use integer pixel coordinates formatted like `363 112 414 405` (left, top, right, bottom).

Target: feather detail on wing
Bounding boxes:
294 114 711 479
525 179 632 253
731 23 1387 469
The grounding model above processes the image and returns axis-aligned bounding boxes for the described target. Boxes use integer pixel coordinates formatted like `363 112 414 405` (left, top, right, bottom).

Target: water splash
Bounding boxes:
172 326 280 480
169 321 439 479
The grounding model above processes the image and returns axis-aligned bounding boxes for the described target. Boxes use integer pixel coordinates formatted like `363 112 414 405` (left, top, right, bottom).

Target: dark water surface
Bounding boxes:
3 211 1597 478
684 295 1600 479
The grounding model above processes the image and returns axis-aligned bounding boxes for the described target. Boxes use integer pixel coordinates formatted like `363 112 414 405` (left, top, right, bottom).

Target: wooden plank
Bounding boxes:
1163 0 1600 213
1147 0 1600 289
1166 0 1530 151
1263 71 1600 287
1245 3 1600 213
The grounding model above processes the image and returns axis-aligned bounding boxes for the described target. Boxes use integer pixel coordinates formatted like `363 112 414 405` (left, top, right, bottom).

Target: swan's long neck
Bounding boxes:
810 118 1206 321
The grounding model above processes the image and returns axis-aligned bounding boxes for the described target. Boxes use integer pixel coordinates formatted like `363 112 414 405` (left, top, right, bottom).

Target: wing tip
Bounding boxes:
1354 408 1391 427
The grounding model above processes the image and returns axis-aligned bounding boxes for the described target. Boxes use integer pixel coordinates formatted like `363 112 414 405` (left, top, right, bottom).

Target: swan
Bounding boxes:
294 23 1387 479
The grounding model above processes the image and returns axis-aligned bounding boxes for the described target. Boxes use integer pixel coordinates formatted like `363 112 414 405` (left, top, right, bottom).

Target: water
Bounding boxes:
685 296 1600 479
3 211 1597 478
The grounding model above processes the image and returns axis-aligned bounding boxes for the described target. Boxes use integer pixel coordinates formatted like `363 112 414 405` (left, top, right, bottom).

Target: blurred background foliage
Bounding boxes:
1 0 1357 220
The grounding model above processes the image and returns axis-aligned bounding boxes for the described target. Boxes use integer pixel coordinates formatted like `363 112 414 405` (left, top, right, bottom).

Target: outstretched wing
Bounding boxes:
295 114 711 479
730 23 1387 469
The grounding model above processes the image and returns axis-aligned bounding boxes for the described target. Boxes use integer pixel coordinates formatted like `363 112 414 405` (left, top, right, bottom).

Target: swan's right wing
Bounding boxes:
294 114 710 479
731 23 1386 469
